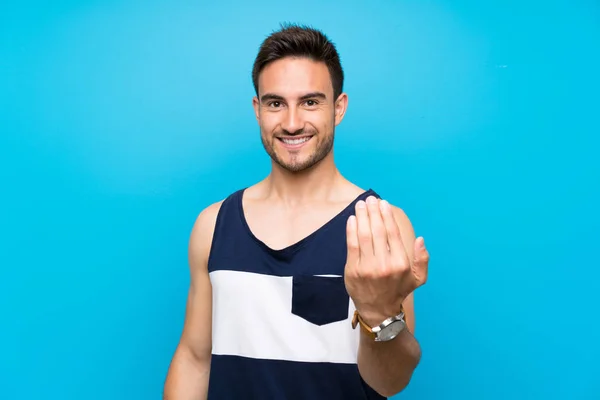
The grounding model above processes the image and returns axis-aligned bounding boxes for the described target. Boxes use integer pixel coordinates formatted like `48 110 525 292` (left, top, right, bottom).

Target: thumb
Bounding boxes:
413 236 425 259
412 236 429 285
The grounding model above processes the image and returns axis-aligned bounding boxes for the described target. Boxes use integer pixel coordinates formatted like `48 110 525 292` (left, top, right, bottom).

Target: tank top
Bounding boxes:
206 188 386 399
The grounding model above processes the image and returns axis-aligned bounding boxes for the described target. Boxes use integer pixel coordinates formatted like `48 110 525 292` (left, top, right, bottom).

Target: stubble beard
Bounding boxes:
261 128 334 173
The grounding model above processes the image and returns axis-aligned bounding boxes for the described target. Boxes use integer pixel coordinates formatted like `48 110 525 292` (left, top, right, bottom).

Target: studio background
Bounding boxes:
1 1 598 399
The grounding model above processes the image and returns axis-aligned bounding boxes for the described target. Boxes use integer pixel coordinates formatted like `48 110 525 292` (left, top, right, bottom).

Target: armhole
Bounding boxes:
206 191 240 272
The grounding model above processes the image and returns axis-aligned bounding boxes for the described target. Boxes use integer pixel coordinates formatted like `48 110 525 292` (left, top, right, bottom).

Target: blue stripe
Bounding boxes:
207 354 386 400
207 188 379 277
207 188 385 398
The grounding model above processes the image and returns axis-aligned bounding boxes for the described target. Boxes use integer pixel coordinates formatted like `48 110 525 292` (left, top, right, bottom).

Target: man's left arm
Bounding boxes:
345 198 429 397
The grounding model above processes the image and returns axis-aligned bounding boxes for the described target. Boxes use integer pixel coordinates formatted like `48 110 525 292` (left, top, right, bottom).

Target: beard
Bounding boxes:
261 127 334 173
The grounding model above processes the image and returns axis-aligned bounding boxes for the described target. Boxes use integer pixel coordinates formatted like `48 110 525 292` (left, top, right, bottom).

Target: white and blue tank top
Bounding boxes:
206 188 386 399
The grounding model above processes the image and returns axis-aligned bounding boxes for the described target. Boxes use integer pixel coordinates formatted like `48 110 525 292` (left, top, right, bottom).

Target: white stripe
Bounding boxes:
209 270 360 364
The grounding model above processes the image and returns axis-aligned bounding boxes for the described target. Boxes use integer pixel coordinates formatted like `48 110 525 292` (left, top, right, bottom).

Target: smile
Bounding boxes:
280 137 311 145
277 136 313 149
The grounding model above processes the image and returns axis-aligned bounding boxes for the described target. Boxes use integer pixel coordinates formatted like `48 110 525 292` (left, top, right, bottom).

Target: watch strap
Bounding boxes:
351 310 376 339
351 306 405 339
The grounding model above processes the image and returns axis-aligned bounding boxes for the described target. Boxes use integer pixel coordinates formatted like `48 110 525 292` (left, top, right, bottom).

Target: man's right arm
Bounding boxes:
163 201 222 400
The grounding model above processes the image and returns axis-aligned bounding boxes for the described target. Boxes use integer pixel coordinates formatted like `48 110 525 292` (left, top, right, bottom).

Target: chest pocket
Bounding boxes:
291 274 350 326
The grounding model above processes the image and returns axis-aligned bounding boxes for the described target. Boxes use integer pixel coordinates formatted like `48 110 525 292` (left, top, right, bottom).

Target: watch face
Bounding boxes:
377 320 405 342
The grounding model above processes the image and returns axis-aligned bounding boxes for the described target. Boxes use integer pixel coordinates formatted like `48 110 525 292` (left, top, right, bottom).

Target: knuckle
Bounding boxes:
379 268 394 278
392 258 409 270
348 269 360 280
359 269 375 279
372 228 386 239
358 231 371 242
387 228 401 239
347 241 359 250
378 257 390 270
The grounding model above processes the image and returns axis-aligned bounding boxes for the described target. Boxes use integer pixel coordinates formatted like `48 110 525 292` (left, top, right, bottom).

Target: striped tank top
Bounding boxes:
206 188 386 399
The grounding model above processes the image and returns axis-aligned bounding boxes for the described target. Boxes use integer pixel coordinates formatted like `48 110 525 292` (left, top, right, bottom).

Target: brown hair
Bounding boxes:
252 23 344 100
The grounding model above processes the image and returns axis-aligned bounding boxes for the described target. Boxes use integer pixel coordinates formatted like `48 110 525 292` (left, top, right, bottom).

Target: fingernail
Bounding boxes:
356 200 366 208
418 237 425 248
379 199 389 209
347 215 356 229
366 196 377 204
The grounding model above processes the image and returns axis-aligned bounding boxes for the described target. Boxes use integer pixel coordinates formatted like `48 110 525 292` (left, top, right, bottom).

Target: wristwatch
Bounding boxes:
352 308 406 342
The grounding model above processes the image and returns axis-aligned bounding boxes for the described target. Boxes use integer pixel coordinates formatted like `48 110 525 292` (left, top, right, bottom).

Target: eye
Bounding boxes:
304 99 318 107
268 101 282 108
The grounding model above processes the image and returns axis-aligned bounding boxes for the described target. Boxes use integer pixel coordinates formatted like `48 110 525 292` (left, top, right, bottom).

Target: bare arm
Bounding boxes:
345 198 429 397
163 201 222 400
357 207 422 396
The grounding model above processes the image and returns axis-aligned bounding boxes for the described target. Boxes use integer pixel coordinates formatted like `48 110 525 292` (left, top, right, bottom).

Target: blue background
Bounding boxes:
1 1 599 399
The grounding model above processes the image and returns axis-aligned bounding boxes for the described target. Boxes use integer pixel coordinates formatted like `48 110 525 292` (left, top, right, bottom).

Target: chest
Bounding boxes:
243 201 350 251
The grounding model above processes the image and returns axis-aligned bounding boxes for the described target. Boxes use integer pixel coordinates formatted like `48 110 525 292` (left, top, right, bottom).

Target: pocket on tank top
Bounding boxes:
291 274 350 326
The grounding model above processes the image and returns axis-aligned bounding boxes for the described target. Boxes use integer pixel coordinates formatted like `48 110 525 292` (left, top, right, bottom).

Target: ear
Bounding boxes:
252 96 260 123
334 93 348 126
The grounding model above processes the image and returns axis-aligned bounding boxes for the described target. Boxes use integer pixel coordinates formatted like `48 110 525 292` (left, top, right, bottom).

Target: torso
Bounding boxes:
205 181 386 399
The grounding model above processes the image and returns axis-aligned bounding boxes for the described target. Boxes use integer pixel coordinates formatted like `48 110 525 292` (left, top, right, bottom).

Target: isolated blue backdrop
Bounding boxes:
1 1 599 399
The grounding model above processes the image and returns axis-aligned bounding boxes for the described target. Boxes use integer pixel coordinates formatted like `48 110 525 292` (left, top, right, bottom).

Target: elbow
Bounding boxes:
377 375 413 398
374 372 415 398
171 342 212 376
373 349 422 397
374 373 413 398
181 343 212 370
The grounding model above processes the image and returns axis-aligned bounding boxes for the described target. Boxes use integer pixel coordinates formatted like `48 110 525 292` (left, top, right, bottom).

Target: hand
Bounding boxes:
344 196 429 327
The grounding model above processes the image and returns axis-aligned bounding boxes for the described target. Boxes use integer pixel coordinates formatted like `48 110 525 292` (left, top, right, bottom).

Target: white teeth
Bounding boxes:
281 137 310 145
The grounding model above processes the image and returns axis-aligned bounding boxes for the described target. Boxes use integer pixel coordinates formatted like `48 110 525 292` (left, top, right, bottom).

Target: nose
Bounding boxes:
280 107 303 135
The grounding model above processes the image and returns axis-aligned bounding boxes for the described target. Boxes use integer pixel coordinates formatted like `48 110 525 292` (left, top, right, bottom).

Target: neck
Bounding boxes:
263 152 342 205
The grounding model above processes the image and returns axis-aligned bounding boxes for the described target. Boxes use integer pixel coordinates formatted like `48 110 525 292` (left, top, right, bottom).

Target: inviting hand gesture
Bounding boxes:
345 196 429 327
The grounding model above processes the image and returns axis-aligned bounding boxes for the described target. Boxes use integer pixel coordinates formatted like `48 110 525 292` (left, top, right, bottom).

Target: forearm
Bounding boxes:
163 347 211 400
357 328 421 397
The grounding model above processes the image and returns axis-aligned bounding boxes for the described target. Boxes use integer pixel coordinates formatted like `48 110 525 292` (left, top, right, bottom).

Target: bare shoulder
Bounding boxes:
188 200 225 272
191 200 224 231
390 205 416 249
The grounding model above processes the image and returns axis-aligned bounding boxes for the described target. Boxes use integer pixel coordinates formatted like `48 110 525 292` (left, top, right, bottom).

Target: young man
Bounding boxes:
163 24 430 400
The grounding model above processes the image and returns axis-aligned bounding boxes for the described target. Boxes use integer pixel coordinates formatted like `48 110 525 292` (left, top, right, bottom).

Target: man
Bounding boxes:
163 23 429 399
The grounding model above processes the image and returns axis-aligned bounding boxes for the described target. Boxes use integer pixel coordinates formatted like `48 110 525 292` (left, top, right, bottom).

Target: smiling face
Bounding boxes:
253 56 348 173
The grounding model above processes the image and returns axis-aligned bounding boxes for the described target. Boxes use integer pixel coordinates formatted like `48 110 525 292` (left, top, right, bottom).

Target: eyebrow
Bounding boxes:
260 92 327 103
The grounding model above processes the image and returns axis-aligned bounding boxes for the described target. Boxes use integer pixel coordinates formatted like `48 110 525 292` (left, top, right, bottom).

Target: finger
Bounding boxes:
355 200 373 258
365 196 388 258
413 237 425 256
346 215 360 266
412 237 429 285
379 200 406 260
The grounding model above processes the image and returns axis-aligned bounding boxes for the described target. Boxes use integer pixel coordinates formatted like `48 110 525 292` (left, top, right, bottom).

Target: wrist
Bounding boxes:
352 306 407 343
358 311 393 327
355 302 405 327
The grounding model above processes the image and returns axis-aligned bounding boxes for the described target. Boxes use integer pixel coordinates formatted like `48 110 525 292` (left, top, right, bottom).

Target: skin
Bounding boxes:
163 201 220 400
163 56 430 399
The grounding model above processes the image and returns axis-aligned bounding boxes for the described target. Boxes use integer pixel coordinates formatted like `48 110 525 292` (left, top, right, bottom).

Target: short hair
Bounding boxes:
251 23 344 100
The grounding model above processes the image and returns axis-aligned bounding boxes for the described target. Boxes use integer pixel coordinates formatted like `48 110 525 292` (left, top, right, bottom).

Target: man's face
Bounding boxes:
253 57 347 173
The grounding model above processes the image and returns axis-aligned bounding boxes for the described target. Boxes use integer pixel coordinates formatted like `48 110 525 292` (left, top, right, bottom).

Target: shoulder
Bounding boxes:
188 199 225 271
193 200 225 229
390 205 414 233
389 204 417 257
188 187 245 240
372 189 414 234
